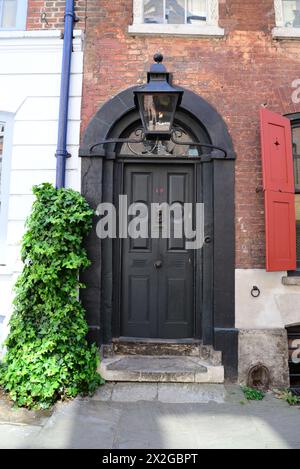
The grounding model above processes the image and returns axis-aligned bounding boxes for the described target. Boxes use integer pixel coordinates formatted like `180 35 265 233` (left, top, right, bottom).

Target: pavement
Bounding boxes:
0 384 299 449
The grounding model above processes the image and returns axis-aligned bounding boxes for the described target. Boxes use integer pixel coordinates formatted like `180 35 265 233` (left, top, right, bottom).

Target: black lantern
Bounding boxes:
134 53 183 139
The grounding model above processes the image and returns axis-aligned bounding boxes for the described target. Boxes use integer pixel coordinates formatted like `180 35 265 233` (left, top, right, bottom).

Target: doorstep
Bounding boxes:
98 355 224 384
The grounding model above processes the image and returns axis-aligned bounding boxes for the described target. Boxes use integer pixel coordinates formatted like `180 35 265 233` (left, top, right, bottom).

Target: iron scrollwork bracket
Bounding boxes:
79 128 228 160
170 130 227 160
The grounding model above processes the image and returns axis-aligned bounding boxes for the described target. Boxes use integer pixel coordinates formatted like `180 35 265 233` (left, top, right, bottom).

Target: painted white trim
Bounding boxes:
0 29 84 52
129 0 224 36
0 29 83 39
0 112 14 266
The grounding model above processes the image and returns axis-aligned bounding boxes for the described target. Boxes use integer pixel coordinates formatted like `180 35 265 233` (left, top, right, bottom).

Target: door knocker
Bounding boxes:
251 286 261 298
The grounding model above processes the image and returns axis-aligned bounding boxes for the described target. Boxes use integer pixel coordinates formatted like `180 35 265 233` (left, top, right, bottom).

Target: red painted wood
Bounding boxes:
260 108 296 271
260 108 294 194
265 191 296 271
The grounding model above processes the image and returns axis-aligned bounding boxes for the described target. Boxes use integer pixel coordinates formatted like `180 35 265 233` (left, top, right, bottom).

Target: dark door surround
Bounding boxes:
79 86 238 381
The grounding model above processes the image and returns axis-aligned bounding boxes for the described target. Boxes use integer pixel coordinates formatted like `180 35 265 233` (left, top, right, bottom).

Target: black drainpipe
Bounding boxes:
55 0 75 189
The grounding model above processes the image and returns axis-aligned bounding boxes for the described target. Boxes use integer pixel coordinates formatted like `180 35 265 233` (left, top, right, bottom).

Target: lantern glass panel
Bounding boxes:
140 93 177 133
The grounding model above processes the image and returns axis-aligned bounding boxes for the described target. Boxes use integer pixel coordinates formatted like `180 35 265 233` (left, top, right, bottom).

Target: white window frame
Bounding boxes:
273 0 300 38
0 0 28 31
129 0 224 36
0 112 13 266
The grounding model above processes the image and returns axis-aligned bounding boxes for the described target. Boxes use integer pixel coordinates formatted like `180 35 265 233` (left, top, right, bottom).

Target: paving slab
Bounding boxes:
31 399 122 449
90 383 114 402
0 390 52 426
0 424 42 449
110 400 291 449
112 383 158 402
0 385 299 449
157 383 226 404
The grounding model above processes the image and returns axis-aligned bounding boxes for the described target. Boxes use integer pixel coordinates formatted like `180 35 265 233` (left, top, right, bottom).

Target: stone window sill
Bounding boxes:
282 276 300 286
272 27 300 39
128 23 224 37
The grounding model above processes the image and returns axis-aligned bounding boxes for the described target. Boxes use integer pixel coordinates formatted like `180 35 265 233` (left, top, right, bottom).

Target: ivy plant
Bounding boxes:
0 183 103 409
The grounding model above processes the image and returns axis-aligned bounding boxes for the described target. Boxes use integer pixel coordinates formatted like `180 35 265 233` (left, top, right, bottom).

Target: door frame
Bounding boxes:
79 86 238 380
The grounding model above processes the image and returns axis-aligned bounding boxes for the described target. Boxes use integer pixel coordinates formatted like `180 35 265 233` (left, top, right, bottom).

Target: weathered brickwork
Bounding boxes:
78 0 300 269
26 0 86 30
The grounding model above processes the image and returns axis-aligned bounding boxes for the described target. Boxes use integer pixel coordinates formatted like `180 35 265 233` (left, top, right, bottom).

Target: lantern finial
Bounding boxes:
153 53 163 64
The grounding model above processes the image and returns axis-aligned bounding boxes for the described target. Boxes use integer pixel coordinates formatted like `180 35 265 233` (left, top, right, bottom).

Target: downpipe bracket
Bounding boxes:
55 150 72 159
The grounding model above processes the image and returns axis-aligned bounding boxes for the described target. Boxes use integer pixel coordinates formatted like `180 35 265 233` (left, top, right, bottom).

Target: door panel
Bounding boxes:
159 167 194 338
122 167 158 337
121 164 197 339
129 172 152 251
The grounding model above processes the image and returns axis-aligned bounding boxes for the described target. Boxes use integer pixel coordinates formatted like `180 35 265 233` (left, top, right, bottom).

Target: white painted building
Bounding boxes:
0 26 84 351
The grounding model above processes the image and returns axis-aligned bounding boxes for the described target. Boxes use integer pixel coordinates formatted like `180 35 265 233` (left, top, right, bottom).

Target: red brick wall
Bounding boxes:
81 0 300 269
26 0 86 30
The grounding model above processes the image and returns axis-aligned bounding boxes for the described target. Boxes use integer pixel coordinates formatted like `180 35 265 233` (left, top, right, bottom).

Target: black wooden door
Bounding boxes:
121 164 196 339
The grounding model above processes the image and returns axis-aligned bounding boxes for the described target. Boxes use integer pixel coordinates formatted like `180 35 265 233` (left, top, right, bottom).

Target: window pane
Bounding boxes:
187 0 207 24
144 0 164 24
292 126 300 191
282 0 300 28
144 0 207 25
166 0 185 24
1 0 18 28
0 122 5 213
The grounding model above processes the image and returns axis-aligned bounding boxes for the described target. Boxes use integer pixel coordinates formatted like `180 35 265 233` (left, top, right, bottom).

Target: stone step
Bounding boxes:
99 355 224 384
92 383 227 404
104 339 222 366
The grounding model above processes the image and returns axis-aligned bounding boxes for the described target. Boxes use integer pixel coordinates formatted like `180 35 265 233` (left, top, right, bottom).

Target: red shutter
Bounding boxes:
260 108 296 272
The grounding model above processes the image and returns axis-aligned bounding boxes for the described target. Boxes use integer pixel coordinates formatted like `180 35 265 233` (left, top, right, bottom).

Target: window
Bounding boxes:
129 0 224 36
282 0 300 27
0 113 13 266
273 0 300 37
0 0 27 30
143 0 207 25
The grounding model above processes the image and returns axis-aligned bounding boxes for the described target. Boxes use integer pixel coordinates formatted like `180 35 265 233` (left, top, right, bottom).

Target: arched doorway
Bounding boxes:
79 86 238 380
114 110 210 340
